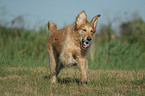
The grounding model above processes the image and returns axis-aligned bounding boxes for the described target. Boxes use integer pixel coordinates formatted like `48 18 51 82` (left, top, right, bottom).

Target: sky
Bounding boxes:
0 0 145 32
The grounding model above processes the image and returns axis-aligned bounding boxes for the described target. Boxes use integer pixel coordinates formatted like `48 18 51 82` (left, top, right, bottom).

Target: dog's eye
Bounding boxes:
91 30 94 33
83 29 86 32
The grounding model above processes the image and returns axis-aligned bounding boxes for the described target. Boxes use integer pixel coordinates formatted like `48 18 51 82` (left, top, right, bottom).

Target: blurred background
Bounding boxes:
0 0 145 70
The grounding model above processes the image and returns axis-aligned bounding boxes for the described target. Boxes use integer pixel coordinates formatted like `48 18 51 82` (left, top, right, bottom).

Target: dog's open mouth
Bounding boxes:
81 39 90 49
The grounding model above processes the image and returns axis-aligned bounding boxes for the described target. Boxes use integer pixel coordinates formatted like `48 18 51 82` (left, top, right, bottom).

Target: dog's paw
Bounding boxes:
50 75 57 83
81 79 89 84
72 59 78 64
69 59 78 66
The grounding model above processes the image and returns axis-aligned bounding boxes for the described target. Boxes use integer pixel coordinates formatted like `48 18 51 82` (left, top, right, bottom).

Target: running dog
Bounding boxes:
47 10 100 83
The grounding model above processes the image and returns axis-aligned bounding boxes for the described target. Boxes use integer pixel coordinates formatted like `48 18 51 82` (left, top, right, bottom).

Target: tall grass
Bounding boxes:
0 24 145 70
88 39 145 70
0 26 48 67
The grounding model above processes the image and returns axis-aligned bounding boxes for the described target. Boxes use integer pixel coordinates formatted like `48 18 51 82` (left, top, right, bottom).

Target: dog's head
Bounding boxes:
75 11 101 49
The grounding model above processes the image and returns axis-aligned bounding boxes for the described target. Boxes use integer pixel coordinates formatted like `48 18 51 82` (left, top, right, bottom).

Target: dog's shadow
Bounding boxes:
58 78 81 85
44 76 81 85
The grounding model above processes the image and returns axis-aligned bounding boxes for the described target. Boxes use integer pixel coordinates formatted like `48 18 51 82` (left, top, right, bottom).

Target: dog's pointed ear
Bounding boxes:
90 14 101 32
75 10 87 29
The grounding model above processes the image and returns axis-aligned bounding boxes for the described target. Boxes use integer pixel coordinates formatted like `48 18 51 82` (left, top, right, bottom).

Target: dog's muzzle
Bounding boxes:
81 39 91 49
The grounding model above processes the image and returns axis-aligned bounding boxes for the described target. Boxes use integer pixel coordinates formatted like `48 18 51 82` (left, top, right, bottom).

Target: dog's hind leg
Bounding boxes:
56 63 64 76
47 45 58 83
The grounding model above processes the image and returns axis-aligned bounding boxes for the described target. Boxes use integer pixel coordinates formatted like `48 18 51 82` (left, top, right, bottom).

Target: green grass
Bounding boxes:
88 39 145 70
0 26 145 95
0 67 145 95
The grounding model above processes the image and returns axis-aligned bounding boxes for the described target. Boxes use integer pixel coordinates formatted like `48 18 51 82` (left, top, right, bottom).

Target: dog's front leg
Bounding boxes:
59 51 77 67
77 57 88 84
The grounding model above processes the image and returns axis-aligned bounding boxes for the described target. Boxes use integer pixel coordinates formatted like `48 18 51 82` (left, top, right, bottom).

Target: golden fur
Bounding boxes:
47 11 100 83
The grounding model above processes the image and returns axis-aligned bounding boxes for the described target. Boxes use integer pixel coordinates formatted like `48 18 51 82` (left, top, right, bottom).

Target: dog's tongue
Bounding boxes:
82 41 89 48
82 39 90 48
83 44 88 48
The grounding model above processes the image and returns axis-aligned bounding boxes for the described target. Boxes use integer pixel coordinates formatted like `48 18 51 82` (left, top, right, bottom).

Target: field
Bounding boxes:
0 24 145 95
0 67 145 96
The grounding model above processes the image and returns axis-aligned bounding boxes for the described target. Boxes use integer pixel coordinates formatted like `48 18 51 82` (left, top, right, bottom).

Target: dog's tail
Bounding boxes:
48 21 57 34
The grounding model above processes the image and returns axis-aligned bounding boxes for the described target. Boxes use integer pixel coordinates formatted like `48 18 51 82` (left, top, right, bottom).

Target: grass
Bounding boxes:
88 39 145 70
0 67 145 96
0 25 145 95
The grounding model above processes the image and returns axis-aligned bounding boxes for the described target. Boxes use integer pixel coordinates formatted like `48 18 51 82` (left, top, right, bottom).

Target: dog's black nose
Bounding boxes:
87 36 92 41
